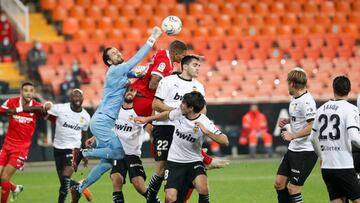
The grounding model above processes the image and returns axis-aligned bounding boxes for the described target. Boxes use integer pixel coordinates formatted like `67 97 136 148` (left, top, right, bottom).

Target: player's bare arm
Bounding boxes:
195 122 229 146
152 97 174 112
282 120 314 141
148 74 162 90
81 131 89 149
135 110 170 124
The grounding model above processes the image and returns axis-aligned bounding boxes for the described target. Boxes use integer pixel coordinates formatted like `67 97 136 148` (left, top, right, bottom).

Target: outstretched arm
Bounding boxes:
120 27 162 74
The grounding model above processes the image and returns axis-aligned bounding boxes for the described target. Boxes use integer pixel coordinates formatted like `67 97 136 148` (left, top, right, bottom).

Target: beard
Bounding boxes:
124 97 133 103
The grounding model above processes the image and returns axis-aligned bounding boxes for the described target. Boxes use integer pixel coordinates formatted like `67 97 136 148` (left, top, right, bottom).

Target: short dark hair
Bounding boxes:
21 81 34 89
182 91 206 113
333 75 351 96
181 55 201 69
102 47 112 67
169 40 187 54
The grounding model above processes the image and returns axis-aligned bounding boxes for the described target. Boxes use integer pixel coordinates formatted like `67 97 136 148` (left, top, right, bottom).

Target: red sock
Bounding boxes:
9 182 16 192
183 188 194 203
1 182 11 203
201 150 213 165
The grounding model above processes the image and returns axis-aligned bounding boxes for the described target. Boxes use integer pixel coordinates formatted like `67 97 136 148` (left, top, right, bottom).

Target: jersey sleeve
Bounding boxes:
303 99 316 121
357 95 360 112
82 113 91 131
203 117 222 135
150 56 171 78
154 78 169 100
0 99 10 113
47 104 61 117
169 108 183 121
346 107 360 131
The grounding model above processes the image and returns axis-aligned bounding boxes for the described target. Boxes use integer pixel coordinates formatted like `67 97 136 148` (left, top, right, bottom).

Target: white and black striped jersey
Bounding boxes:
288 91 317 152
153 74 205 126
167 109 222 163
311 100 360 169
48 103 90 149
113 106 144 156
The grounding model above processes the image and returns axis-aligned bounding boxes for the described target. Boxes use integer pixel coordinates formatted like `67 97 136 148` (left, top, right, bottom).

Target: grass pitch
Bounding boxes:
11 159 329 202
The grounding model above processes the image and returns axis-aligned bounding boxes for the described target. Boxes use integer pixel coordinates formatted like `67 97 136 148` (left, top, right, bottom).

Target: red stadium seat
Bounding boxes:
237 2 252 15
52 7 68 22
79 18 95 32
137 5 153 19
84 41 100 54
282 13 298 26
104 5 119 19
235 49 251 61
97 17 113 33
171 5 187 19
59 0 74 10
69 6 85 19
270 2 286 15
50 42 67 55
90 30 106 42
63 18 79 36
41 0 56 11
73 30 89 41
66 41 83 54
16 41 32 61
92 0 109 9
86 6 102 20
75 0 91 8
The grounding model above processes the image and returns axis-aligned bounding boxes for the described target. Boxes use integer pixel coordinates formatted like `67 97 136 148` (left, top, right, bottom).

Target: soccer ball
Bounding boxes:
161 16 182 36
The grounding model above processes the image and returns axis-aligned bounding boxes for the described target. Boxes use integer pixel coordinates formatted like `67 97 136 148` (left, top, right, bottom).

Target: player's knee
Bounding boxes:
165 192 177 203
111 173 123 190
132 178 146 194
287 184 301 194
197 184 209 194
274 179 286 190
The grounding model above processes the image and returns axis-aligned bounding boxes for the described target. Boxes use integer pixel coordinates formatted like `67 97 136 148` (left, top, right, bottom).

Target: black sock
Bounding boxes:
198 194 209 203
58 176 71 203
113 191 124 203
277 188 290 203
69 179 79 187
143 189 161 203
147 175 164 203
290 193 302 203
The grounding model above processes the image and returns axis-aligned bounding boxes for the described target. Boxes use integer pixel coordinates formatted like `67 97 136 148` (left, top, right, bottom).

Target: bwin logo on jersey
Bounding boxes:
63 122 81 130
175 129 195 143
173 93 183 100
115 123 133 132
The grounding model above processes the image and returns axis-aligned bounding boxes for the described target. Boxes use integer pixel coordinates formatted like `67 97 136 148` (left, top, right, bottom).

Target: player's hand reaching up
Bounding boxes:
146 26 162 47
278 118 290 128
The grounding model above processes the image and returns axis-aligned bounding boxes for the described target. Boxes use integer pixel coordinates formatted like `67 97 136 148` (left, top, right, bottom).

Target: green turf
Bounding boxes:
10 159 329 202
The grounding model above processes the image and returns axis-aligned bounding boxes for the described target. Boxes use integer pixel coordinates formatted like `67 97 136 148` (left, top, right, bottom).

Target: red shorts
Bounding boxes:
0 144 28 170
133 95 153 117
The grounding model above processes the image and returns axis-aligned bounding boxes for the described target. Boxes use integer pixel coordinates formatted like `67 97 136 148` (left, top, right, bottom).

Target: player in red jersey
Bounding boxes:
0 82 51 203
131 40 188 117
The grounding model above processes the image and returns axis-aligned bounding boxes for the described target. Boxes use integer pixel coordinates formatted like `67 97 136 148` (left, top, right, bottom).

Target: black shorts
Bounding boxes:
153 125 174 161
110 155 146 184
322 168 360 201
353 151 360 173
164 161 207 191
53 148 73 172
277 150 317 186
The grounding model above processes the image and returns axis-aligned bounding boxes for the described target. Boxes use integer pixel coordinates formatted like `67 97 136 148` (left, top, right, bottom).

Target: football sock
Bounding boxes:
198 194 210 203
276 188 290 203
1 182 11 203
113 191 124 203
142 189 161 203
58 176 71 203
147 175 164 203
290 193 302 203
